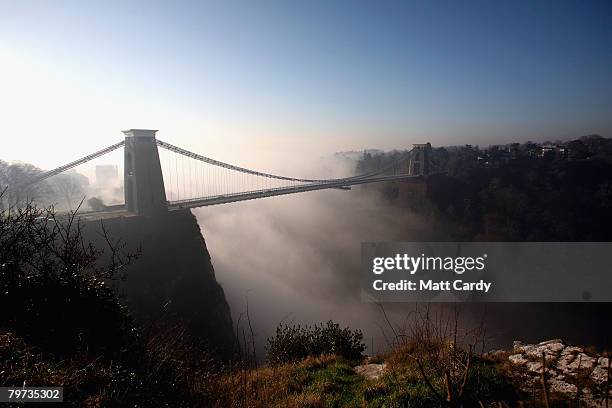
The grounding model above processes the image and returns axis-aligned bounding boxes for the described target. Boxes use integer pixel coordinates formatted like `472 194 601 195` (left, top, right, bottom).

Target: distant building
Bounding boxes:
95 165 118 187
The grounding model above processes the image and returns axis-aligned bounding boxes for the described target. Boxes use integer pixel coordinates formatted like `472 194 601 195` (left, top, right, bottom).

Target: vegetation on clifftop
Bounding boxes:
357 135 612 241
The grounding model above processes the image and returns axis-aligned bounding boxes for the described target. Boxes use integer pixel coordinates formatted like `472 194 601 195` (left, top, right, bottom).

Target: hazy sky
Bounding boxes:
2 1 612 170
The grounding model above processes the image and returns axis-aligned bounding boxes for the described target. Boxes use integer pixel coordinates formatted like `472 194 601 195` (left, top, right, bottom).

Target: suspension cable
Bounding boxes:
156 139 413 184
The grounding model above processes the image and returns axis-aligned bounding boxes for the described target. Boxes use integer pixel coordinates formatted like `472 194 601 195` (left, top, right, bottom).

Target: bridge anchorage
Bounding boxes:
23 129 434 216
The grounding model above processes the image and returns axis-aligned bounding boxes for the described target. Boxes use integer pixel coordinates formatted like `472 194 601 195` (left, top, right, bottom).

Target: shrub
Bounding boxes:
266 320 365 364
0 195 137 358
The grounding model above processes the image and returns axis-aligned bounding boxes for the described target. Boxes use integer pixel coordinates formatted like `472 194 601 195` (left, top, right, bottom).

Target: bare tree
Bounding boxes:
46 171 89 210
0 161 47 209
0 189 138 355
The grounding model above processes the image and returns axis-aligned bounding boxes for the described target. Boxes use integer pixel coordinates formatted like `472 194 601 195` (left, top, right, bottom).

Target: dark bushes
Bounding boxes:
265 320 365 365
0 196 136 358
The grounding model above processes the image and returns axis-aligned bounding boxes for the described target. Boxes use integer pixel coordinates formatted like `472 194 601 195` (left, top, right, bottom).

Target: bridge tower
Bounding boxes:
409 143 432 176
123 129 168 215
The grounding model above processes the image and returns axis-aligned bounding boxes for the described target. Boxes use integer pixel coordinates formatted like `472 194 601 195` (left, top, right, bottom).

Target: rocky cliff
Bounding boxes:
83 209 235 358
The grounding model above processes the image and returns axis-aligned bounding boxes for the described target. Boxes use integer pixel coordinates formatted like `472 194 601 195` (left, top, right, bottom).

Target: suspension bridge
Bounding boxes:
21 129 433 216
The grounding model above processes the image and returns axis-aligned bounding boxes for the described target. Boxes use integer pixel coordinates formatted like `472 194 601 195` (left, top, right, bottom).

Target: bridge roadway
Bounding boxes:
167 173 424 210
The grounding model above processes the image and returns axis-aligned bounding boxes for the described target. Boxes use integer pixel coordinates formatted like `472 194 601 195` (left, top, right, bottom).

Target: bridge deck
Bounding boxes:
60 173 426 220
167 173 423 210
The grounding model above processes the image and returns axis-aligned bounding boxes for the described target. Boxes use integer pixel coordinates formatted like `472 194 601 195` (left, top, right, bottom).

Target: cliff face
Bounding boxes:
83 209 235 358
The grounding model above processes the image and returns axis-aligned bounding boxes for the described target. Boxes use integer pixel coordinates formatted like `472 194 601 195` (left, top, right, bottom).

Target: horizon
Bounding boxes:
3 132 604 175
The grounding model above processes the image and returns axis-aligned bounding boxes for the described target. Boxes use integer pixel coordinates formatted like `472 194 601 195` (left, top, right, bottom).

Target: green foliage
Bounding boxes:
292 358 365 407
266 320 366 364
359 353 518 408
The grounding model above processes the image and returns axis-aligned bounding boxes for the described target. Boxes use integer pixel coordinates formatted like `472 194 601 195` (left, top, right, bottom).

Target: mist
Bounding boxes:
192 153 612 357
192 173 443 357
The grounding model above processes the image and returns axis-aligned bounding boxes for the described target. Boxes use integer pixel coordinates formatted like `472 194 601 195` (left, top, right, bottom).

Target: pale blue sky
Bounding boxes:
1 1 612 169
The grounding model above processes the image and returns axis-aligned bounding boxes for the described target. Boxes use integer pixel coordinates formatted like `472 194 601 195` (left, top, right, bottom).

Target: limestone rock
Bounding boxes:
512 340 524 352
537 339 564 347
567 353 596 370
509 354 528 365
561 346 584 355
557 353 577 374
591 366 608 384
526 361 542 373
548 378 578 394
505 339 610 407
354 363 387 380
542 341 565 353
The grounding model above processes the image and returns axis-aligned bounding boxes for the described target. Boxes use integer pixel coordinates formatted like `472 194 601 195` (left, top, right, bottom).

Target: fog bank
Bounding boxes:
193 185 439 356
193 168 612 355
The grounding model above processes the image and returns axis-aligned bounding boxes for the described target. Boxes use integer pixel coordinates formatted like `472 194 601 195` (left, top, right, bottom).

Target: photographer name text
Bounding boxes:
372 279 491 293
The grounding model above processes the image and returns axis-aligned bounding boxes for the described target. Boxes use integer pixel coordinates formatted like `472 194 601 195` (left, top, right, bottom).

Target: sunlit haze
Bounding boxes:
2 1 611 171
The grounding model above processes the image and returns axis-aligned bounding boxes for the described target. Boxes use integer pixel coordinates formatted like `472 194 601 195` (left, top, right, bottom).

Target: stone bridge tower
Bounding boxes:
123 129 167 215
409 143 432 176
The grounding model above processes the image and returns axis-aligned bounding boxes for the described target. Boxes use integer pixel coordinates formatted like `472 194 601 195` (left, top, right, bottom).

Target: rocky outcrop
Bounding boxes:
354 363 387 380
83 209 235 358
505 339 610 407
